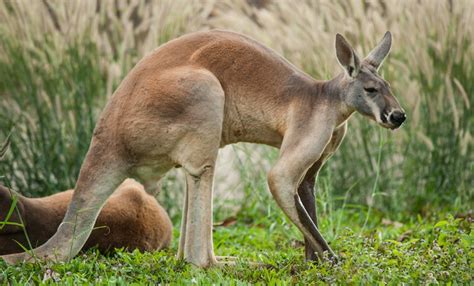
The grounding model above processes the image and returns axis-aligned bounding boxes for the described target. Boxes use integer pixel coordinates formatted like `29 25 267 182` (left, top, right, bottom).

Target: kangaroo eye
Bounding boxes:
364 87 377 93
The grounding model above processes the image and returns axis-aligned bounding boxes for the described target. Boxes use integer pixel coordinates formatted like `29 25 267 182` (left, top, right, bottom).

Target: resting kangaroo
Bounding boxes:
0 179 172 255
1 30 405 267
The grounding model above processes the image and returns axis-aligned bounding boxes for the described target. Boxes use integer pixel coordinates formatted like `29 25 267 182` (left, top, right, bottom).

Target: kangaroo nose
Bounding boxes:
390 111 406 125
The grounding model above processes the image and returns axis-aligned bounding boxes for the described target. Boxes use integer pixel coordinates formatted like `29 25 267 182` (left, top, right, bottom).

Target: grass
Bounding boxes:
1 210 471 284
0 0 473 284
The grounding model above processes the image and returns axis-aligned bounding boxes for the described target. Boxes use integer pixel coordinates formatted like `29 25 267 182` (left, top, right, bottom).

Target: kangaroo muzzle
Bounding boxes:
389 110 406 127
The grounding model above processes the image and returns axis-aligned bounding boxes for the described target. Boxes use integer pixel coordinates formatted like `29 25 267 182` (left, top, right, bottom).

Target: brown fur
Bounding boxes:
0 179 172 255
2 30 404 267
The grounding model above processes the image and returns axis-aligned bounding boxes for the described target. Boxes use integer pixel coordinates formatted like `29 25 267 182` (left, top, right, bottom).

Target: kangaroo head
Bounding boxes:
0 185 25 234
335 32 406 129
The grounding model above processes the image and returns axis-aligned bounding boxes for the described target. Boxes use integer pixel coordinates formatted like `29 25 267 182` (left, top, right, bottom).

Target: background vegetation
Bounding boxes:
0 0 472 284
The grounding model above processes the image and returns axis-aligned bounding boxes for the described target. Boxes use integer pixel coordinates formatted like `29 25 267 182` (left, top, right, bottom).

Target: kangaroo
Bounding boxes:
1 30 405 267
0 179 172 255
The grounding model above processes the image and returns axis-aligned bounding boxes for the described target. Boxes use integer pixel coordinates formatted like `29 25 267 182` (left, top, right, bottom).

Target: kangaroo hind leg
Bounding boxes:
170 69 224 267
174 122 222 267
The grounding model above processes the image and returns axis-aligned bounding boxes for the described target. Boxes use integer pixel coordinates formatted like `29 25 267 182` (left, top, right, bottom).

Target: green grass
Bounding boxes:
1 210 471 285
0 37 104 197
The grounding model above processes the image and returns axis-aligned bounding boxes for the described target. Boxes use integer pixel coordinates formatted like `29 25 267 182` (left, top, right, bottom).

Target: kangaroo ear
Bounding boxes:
335 33 360 77
364 31 392 70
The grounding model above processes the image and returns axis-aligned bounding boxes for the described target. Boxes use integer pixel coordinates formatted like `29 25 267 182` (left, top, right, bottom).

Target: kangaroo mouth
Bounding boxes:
358 110 401 130
379 111 402 130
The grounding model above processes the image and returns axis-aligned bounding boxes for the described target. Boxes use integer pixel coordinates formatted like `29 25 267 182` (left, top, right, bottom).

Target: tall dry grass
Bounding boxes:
0 0 472 220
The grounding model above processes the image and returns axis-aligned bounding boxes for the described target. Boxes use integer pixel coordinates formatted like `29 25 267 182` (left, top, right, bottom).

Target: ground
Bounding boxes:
1 210 471 285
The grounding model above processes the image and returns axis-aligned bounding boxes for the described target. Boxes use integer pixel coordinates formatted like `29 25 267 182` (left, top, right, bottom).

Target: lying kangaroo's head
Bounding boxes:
335 32 406 129
0 185 24 234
